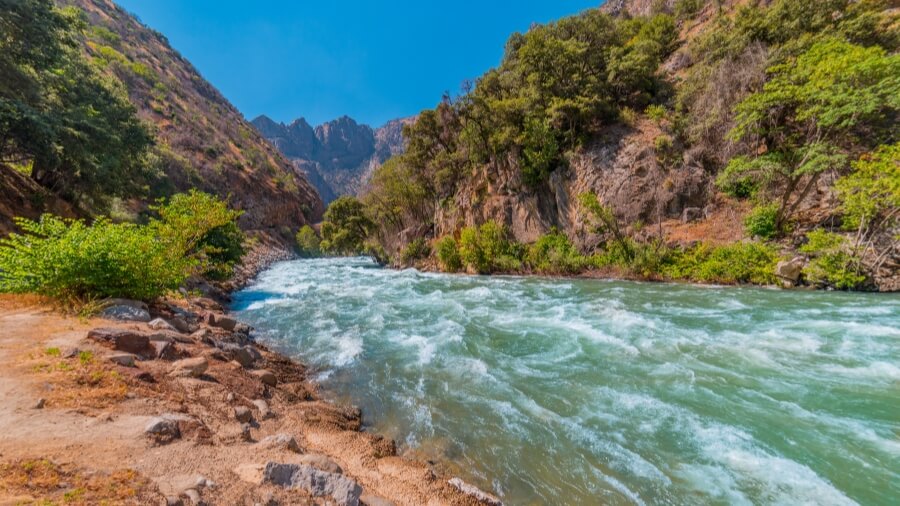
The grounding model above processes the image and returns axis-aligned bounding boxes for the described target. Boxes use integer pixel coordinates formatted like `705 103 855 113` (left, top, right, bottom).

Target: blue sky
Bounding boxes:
116 0 601 127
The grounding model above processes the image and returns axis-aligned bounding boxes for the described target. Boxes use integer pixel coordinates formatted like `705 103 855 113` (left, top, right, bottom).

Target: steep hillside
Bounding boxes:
50 0 323 239
252 115 413 203
351 0 898 290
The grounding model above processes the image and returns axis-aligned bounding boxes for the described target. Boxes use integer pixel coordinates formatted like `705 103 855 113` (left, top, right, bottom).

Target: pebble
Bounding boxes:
234 406 252 423
33 398 45 409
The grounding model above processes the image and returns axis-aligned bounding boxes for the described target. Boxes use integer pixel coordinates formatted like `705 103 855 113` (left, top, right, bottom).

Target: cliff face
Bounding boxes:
252 115 413 203
57 0 324 240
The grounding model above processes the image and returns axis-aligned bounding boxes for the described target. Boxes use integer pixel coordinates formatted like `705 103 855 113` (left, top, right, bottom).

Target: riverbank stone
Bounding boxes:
263 462 362 506
169 357 208 378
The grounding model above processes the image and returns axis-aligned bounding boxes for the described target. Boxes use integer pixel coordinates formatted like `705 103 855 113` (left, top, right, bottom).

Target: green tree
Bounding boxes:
295 225 321 258
0 1 153 208
721 37 900 228
836 142 899 233
320 196 373 255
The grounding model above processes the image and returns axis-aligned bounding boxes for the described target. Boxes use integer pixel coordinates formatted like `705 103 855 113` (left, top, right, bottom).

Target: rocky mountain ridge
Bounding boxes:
252 115 413 203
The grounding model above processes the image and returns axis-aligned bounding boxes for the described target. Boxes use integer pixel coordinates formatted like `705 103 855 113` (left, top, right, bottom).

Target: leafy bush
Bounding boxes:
836 142 899 232
744 203 780 239
151 190 245 279
0 215 187 301
674 0 703 20
662 241 779 284
295 225 321 258
799 230 865 289
526 229 587 274
435 236 463 272
400 238 430 265
458 221 522 274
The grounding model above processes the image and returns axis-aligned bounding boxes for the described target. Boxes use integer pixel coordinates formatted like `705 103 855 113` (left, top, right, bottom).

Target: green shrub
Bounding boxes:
458 221 522 274
674 0 703 20
744 203 780 239
435 236 463 272
295 225 321 258
799 230 865 289
0 215 187 301
151 190 245 279
526 229 587 274
662 241 779 284
645 104 668 123
400 238 431 265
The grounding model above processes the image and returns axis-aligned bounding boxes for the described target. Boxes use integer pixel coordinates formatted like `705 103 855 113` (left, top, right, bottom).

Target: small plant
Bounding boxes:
295 225 321 258
799 230 865 289
435 236 463 272
45 347 61 357
645 104 668 123
744 202 780 239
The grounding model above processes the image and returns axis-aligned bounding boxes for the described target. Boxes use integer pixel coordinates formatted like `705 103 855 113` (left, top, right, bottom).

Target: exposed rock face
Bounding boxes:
252 115 414 203
435 121 711 246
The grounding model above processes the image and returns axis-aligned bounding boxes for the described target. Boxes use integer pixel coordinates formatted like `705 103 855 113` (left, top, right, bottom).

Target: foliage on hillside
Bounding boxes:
335 0 898 290
1 0 322 242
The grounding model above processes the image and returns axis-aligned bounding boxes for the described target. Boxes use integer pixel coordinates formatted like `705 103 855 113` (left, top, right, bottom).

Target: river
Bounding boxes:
232 257 899 505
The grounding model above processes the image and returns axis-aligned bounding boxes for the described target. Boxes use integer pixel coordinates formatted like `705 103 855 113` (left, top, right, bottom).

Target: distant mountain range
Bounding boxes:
252 115 414 203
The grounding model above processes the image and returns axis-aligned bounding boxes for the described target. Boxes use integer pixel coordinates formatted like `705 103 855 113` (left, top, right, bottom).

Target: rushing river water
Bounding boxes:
233 257 899 505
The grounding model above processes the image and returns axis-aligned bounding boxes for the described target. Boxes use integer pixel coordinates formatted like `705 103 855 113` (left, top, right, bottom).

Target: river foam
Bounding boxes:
234 257 900 505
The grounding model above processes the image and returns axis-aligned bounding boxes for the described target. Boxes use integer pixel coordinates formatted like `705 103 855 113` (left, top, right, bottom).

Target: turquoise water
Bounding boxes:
233 257 900 505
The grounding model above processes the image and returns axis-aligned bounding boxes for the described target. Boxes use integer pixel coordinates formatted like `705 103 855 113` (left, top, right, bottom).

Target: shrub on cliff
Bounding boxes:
459 222 522 274
400 238 430 265
744 203 781 239
435 236 463 272
526 230 587 274
799 230 865 289
0 215 186 302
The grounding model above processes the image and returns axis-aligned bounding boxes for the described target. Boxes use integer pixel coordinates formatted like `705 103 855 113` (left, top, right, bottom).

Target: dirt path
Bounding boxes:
0 299 492 506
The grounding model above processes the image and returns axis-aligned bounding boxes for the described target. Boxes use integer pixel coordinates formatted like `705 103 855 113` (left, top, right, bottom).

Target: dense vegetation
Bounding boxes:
0 0 152 210
313 0 898 290
0 191 244 303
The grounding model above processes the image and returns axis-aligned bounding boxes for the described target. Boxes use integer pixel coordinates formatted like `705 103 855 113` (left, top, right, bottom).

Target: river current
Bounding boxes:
233 257 899 505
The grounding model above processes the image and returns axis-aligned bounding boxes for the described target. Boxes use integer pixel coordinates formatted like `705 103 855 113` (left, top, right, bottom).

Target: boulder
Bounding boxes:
775 256 806 287
205 313 238 331
100 304 151 322
222 344 256 368
149 318 177 332
87 328 152 356
234 323 252 335
263 463 362 506
295 454 341 474
145 417 180 442
448 478 503 506
234 406 252 423
252 399 273 419
258 433 303 453
169 357 208 378
151 340 178 361
169 316 198 334
251 369 277 387
108 353 137 367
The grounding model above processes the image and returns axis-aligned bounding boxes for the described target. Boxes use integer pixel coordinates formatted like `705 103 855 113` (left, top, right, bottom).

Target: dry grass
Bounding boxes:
0 458 159 505
25 348 129 410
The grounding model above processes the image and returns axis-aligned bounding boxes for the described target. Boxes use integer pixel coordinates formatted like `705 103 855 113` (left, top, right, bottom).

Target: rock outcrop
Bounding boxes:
252 115 414 203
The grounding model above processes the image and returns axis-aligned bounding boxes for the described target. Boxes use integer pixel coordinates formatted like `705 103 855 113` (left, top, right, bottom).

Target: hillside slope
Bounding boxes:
13 0 324 241
355 0 898 290
252 115 413 203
